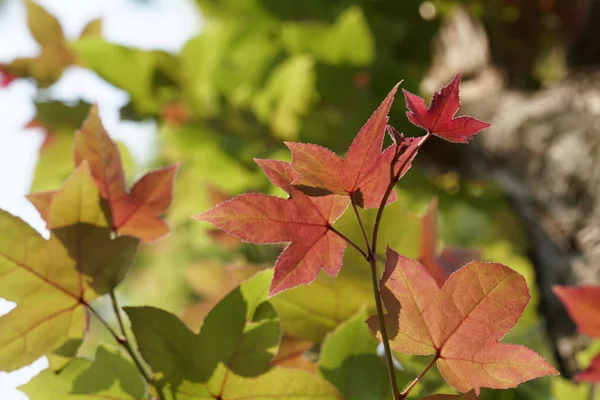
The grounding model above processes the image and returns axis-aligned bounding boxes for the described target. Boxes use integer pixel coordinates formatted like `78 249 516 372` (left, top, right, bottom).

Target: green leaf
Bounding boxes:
26 0 66 48
282 6 374 66
124 270 282 398
31 133 75 192
44 163 140 294
252 55 316 139
319 309 389 400
80 18 103 38
71 38 159 115
179 21 240 117
19 345 146 399
33 100 93 133
219 368 342 400
271 269 373 342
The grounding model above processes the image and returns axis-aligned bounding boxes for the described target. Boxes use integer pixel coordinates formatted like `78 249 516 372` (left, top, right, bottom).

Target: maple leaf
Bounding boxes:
0 164 138 372
403 74 490 143
286 84 423 208
195 159 349 295
553 285 600 382
368 247 557 394
70 105 178 242
419 198 480 287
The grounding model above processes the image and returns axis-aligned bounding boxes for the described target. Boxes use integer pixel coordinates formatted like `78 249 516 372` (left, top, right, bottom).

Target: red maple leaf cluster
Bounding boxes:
196 74 490 296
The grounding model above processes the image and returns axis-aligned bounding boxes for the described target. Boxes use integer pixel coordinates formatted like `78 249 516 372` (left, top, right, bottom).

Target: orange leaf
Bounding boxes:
73 105 178 242
286 84 424 208
369 247 558 394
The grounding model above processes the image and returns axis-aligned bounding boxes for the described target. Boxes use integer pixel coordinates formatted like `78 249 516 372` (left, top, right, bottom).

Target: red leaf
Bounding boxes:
368 247 557 394
403 74 490 143
419 198 480 287
553 285 600 338
576 354 600 382
73 105 178 242
286 84 423 208
195 160 349 295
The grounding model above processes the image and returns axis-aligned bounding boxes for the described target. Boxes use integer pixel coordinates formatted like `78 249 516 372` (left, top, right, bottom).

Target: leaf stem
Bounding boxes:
369 256 402 400
350 196 372 255
108 291 156 385
371 132 431 254
400 353 439 399
329 225 368 260
85 292 168 400
366 132 431 400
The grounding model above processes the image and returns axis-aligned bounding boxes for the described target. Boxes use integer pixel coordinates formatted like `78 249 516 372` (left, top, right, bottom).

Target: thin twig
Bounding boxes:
351 197 372 255
371 133 430 253
85 291 168 400
108 290 155 385
86 303 125 345
329 225 369 260
366 133 431 400
370 257 402 399
400 353 439 399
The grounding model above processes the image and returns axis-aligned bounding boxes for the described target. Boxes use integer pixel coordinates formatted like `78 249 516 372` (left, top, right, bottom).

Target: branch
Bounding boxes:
369 256 401 400
108 291 155 384
367 133 432 400
371 133 431 253
85 293 167 400
351 196 372 256
400 353 439 399
329 226 369 260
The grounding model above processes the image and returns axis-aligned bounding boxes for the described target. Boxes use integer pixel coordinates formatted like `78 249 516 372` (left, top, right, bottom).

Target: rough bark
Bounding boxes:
420 6 600 378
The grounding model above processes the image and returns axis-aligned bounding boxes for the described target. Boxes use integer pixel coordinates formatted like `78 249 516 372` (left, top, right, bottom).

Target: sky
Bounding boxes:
0 0 201 398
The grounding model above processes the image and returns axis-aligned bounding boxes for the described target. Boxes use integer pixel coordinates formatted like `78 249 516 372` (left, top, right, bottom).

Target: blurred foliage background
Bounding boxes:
1 0 597 398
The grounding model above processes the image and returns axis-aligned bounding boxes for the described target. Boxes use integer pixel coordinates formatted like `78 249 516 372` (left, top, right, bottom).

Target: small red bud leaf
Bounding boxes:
403 74 490 143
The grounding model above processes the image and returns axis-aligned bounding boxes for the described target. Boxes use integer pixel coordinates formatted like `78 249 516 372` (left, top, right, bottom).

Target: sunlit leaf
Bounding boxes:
368 247 558 394
19 345 146 399
0 164 138 371
318 309 389 400
122 270 336 399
